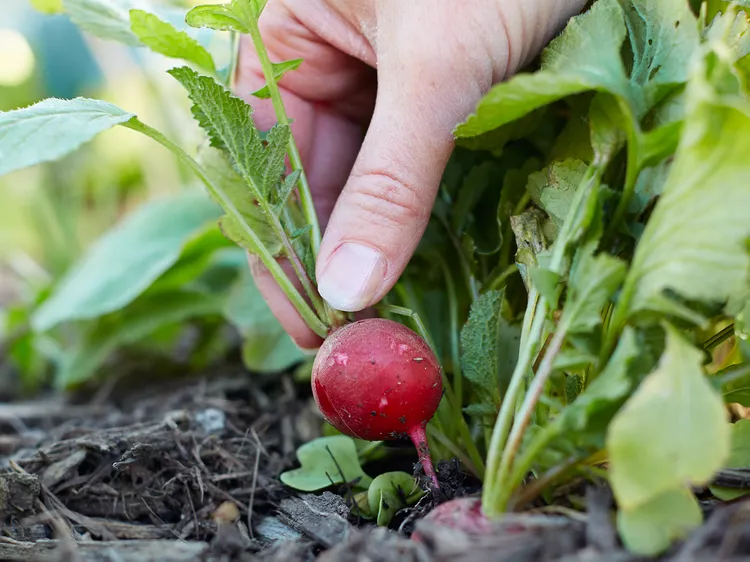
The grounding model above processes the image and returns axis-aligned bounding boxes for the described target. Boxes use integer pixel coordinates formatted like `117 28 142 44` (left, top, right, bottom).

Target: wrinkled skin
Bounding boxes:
237 0 587 349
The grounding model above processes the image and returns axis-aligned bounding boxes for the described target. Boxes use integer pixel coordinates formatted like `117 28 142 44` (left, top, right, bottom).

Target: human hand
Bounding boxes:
236 0 586 350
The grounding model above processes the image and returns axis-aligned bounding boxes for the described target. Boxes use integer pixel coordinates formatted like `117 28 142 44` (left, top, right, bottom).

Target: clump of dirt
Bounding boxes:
2 368 750 561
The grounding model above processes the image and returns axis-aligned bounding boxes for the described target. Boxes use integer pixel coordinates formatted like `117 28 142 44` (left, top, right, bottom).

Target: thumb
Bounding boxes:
315 24 494 312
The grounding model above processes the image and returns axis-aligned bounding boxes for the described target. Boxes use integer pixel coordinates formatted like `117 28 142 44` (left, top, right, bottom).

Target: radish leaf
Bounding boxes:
621 51 750 321
607 324 730 511
280 436 373 492
455 0 631 137
0 97 134 176
617 487 702 556
130 9 216 73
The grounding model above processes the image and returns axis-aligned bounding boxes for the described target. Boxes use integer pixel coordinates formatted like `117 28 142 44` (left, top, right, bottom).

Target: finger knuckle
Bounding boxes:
348 169 432 228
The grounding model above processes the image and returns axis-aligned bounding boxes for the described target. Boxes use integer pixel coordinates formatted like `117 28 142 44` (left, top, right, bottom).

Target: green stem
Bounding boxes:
494 323 568 510
482 166 601 516
245 13 322 258
604 103 640 244
123 118 328 338
486 264 519 292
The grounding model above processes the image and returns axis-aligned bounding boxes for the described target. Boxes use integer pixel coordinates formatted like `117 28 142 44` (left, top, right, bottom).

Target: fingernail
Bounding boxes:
317 242 386 312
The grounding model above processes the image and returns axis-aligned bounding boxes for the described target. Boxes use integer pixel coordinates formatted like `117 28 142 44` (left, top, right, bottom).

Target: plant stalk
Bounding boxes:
123 118 328 338
244 13 322 258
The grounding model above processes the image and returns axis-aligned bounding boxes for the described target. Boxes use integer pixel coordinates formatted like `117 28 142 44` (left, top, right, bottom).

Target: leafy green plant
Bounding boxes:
3 0 750 555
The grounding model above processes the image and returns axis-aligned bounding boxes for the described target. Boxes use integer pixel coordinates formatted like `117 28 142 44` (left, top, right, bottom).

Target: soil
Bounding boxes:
2 366 750 562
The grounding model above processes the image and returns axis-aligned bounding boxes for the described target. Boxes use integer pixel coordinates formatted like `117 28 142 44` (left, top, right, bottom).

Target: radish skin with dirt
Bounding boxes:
311 318 443 488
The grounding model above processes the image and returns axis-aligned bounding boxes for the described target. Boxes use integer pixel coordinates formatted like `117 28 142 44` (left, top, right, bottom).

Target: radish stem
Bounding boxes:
408 425 440 490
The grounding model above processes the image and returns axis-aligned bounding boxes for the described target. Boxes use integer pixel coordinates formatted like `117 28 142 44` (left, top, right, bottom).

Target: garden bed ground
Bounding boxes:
1 366 750 562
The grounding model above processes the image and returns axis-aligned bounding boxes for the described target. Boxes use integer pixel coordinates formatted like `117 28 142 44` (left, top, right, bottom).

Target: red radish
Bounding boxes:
412 497 491 540
311 318 443 489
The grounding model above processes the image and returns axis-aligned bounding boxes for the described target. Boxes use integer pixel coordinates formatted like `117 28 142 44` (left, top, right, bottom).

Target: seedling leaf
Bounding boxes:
280 436 373 492
367 472 425 527
0 97 134 177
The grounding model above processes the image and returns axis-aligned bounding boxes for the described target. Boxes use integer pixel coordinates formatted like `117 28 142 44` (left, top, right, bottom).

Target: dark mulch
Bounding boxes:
3 369 750 561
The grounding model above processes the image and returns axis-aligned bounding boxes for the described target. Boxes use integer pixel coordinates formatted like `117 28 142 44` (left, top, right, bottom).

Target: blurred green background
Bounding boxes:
0 0 305 398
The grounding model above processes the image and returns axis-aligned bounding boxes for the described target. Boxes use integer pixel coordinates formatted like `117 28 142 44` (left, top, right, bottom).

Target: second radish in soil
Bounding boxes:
311 318 443 489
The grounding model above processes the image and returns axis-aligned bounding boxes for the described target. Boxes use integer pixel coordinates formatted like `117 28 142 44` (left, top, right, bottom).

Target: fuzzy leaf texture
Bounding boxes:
460 290 520 405
0 97 134 176
607 324 730 511
622 47 750 320
455 0 631 137
169 67 290 204
197 147 281 255
130 10 215 72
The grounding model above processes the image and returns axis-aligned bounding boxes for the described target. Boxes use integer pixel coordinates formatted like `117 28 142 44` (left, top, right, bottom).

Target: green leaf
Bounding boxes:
460 289 521 404
607 324 730 511
30 0 63 14
186 0 260 34
280 436 373 492
560 327 639 432
589 93 628 165
0 98 134 177
367 472 425 527
33 191 222 332
63 0 141 46
252 59 303 98
55 290 223 388
526 160 589 231
197 146 281 255
455 0 631 137
510 209 548 290
168 67 290 206
528 267 561 308
709 419 750 500
718 363 750 406
130 10 216 73
618 0 700 110
622 49 750 320
223 272 304 373
617 487 702 556
561 246 626 334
